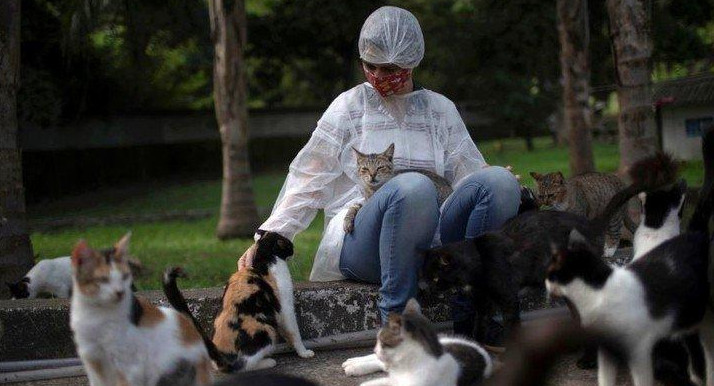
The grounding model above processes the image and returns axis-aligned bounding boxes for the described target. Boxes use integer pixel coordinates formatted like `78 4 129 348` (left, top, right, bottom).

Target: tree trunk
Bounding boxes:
558 0 595 176
607 0 656 174
0 0 34 298
209 0 260 240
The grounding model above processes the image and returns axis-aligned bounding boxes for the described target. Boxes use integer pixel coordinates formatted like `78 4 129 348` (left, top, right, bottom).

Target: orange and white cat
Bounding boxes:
70 233 213 386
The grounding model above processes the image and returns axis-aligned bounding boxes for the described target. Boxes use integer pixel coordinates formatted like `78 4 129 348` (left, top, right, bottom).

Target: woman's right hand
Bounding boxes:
237 243 258 271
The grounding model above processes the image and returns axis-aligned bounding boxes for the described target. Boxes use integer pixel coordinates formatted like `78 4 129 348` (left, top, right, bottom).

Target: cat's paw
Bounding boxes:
342 354 383 376
256 358 277 370
343 217 356 233
297 349 315 358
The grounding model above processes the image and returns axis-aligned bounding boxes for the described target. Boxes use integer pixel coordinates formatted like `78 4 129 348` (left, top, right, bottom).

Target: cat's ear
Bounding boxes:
387 313 403 332
275 236 294 258
677 178 688 192
438 251 452 267
530 172 542 181
384 143 395 161
71 239 92 267
404 298 422 315
567 229 588 249
114 232 132 259
554 171 565 182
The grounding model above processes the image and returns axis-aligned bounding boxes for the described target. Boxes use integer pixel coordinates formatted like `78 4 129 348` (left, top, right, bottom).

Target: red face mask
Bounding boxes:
364 68 411 97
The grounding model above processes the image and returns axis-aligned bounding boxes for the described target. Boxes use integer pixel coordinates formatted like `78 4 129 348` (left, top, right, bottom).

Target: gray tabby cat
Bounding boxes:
529 171 637 257
344 143 453 233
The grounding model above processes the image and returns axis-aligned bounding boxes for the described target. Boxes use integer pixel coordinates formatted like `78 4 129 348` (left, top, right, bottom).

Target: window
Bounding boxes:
685 117 714 138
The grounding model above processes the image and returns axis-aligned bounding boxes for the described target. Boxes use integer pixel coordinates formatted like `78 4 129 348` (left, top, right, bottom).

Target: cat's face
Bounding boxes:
530 171 567 207
638 179 687 228
420 241 476 294
353 143 395 191
255 232 294 261
71 233 133 304
545 229 599 297
375 299 442 365
6 278 30 299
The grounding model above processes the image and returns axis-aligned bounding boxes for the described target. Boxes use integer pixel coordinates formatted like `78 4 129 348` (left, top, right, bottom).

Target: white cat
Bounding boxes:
7 256 72 299
342 299 492 386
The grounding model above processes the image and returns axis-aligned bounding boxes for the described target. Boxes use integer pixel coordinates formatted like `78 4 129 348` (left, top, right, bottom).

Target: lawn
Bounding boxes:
28 137 705 290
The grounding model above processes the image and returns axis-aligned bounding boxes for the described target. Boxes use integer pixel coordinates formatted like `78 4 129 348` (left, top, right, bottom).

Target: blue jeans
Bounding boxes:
339 167 521 322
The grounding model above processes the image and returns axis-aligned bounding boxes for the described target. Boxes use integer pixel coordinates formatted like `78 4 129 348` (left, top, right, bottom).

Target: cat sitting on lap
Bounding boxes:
344 143 452 233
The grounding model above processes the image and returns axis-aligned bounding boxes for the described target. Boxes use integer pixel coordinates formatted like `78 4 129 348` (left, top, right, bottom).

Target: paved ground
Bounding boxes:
4 347 641 386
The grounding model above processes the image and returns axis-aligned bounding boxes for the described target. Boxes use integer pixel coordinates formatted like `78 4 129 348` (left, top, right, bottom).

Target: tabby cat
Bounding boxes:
530 171 638 257
342 299 492 386
70 233 216 386
344 143 453 233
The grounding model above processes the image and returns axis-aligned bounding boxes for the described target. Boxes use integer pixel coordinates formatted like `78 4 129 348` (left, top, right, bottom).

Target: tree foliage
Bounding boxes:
18 0 714 134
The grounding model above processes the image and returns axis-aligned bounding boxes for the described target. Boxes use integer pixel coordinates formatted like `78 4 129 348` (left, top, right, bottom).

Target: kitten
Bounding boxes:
342 298 492 386
202 231 314 371
530 171 638 257
344 143 453 233
422 153 679 342
7 256 72 299
545 130 714 386
70 233 215 386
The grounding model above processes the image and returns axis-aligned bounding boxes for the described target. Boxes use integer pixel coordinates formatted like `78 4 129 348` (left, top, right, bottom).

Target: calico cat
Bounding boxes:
342 299 492 386
545 129 714 386
7 256 72 299
70 233 216 386
530 171 639 257
344 143 453 233
421 152 679 342
190 231 314 371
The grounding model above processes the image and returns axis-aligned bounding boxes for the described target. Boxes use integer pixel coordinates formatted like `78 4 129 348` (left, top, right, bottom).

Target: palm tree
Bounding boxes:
0 0 35 298
209 0 260 239
558 0 595 175
607 0 657 172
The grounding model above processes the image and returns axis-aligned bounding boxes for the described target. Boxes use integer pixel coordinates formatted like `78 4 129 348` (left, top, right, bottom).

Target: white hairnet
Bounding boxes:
358 6 425 69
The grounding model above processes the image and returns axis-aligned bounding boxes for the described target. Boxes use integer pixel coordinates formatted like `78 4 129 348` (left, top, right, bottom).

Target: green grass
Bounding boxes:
28 137 705 290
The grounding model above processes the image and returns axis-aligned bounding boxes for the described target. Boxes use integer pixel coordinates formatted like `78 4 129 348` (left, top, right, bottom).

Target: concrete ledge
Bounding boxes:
0 279 564 361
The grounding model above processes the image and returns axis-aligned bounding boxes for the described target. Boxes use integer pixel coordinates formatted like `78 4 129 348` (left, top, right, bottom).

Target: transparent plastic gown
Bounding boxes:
259 83 486 281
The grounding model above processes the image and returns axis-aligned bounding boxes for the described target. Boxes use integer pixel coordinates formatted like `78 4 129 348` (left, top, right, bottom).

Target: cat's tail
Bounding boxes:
162 267 245 372
687 126 714 234
593 152 679 233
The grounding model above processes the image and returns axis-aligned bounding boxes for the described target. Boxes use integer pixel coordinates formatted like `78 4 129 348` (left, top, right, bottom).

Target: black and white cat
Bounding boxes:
545 129 714 386
632 180 687 260
7 256 72 299
420 152 679 341
342 299 492 386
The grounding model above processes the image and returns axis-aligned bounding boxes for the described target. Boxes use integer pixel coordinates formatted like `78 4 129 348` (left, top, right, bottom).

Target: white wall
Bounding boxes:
661 105 714 160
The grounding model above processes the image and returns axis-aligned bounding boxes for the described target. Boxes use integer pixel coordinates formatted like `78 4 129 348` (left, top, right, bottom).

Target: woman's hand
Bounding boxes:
237 243 258 271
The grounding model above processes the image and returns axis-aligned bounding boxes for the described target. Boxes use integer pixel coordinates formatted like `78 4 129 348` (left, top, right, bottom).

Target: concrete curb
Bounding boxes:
0 279 562 361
